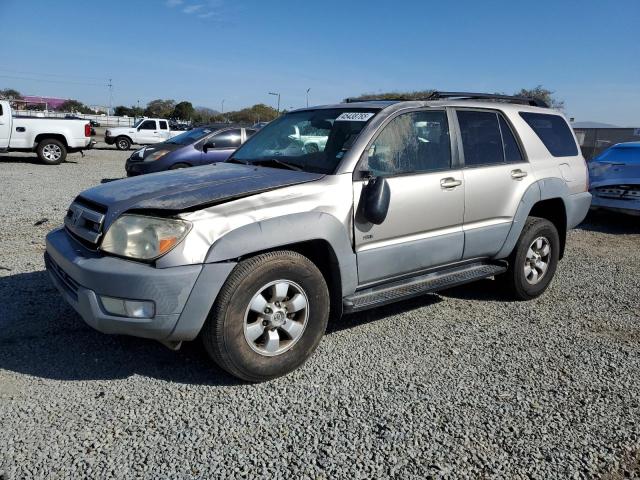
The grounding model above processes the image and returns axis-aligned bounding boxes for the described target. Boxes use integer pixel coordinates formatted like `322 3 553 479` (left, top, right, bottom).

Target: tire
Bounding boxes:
169 163 190 170
115 136 131 150
500 216 560 300
36 139 67 165
201 250 330 382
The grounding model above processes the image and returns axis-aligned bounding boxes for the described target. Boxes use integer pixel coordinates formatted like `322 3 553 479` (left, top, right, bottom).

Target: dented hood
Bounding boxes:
78 163 324 228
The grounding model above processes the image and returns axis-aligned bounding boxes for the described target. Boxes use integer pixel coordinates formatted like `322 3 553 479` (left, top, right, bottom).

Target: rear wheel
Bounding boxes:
201 250 329 382
500 217 560 300
115 137 131 150
37 139 66 165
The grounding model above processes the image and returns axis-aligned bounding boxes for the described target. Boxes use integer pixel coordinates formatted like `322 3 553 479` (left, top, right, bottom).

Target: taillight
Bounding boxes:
584 159 590 192
84 123 91 137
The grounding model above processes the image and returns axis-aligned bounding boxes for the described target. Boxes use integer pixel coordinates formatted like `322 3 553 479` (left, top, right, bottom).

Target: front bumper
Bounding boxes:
45 227 235 342
104 135 115 145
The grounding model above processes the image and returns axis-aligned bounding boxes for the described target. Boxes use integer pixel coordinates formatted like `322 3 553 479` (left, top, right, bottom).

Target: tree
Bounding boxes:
0 88 21 100
192 106 220 124
172 101 194 121
227 103 279 124
144 99 176 118
114 105 133 117
514 86 564 109
344 90 435 102
58 99 94 113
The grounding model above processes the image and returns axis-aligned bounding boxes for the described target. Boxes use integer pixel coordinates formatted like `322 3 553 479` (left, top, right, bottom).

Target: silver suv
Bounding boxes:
46 92 591 381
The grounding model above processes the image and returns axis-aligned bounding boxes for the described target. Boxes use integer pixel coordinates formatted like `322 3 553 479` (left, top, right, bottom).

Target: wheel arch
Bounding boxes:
116 135 133 144
205 212 358 302
495 178 571 259
34 134 68 148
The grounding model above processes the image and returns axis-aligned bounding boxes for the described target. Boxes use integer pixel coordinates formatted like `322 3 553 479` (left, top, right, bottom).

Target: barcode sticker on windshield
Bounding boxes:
336 112 375 122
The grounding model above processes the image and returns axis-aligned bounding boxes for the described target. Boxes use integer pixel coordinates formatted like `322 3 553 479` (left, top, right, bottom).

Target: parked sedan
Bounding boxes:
589 142 640 216
125 125 256 176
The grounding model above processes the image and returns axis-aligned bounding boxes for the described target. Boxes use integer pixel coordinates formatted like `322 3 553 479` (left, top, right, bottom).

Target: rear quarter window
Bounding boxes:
519 112 578 157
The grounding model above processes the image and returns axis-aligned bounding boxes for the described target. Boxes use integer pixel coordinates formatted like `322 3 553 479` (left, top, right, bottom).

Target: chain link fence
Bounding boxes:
574 128 640 161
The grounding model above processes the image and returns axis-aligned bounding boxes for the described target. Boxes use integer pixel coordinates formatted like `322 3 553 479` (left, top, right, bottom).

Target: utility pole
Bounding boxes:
306 88 311 108
107 78 113 117
221 99 225 114
269 92 280 114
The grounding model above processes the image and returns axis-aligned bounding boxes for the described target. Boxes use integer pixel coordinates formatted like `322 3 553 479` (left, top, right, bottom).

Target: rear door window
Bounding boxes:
457 111 504 167
499 116 524 163
519 112 578 157
458 110 525 166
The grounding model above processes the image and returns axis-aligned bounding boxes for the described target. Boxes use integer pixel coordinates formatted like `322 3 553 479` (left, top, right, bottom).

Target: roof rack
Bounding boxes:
345 91 548 108
427 91 548 108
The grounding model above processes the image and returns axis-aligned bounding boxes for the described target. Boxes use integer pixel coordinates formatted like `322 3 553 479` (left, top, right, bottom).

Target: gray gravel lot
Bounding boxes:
1 147 639 479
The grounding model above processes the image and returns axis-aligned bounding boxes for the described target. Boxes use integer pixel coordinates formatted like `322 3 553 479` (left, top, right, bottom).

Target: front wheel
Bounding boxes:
201 251 329 382
37 139 67 165
500 217 560 300
115 137 131 150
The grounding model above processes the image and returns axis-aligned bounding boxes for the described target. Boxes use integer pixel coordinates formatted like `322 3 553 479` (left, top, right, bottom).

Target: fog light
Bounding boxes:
100 296 155 319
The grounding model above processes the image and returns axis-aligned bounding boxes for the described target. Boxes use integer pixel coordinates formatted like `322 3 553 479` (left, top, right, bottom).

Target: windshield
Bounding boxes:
167 127 217 145
132 118 144 128
232 108 379 173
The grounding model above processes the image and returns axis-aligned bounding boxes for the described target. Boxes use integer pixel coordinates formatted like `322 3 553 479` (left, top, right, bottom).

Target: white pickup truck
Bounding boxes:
0 100 93 165
105 118 181 150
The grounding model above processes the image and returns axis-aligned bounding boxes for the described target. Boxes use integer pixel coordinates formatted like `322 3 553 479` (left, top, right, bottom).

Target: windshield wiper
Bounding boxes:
252 158 302 171
226 157 251 165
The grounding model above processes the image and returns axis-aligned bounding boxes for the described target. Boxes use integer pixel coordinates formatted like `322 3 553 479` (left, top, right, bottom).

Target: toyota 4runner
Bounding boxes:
45 92 591 381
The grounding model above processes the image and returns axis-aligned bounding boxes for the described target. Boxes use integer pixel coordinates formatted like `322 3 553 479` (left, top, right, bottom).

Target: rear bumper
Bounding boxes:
45 227 235 342
566 191 592 228
591 194 640 216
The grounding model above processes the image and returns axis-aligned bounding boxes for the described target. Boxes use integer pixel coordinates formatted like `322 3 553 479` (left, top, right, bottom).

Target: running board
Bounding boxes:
343 261 507 313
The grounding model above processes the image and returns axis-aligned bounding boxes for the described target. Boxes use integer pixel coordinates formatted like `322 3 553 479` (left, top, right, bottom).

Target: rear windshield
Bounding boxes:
231 108 379 174
519 112 578 157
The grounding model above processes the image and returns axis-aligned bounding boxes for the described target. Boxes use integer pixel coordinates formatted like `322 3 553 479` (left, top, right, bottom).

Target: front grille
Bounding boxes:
64 200 106 244
595 185 640 200
45 253 79 300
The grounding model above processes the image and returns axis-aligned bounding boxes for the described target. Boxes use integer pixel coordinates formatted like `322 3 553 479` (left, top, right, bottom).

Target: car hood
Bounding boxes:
589 161 640 189
78 163 324 229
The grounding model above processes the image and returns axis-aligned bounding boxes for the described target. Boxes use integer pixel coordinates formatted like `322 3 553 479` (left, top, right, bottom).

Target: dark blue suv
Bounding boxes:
125 125 256 176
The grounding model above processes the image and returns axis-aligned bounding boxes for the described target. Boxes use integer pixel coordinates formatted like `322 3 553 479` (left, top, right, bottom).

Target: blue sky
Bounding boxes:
0 0 638 125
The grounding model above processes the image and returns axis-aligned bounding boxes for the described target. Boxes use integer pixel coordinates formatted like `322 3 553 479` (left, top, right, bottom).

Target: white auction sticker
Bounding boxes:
335 112 375 122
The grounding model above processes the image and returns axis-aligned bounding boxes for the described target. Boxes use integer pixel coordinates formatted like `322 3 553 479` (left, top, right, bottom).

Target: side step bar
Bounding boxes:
343 261 507 313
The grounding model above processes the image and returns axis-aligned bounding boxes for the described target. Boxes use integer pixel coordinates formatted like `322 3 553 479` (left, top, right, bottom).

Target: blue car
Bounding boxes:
589 142 640 216
125 125 256 176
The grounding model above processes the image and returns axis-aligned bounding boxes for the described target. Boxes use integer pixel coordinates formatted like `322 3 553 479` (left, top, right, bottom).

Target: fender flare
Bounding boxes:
495 178 571 259
205 212 358 296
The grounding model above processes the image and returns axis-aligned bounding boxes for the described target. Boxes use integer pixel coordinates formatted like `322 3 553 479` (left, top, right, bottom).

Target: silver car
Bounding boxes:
45 92 591 381
589 142 640 216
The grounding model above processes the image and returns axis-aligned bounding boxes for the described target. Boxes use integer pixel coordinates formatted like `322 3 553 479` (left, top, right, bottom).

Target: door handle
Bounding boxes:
440 177 462 189
511 169 528 180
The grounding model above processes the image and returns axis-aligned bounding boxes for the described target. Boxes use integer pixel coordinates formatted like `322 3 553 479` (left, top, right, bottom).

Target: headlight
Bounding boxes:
144 150 170 162
101 215 191 260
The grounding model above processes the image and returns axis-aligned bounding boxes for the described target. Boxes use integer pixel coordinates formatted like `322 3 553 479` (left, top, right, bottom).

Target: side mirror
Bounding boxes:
361 176 390 225
203 141 215 153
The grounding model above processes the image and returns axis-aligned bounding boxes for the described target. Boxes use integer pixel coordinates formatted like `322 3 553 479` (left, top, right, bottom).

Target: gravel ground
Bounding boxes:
1 147 639 479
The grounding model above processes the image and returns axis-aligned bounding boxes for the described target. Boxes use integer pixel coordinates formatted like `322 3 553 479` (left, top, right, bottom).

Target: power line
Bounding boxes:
0 74 106 87
0 68 106 81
